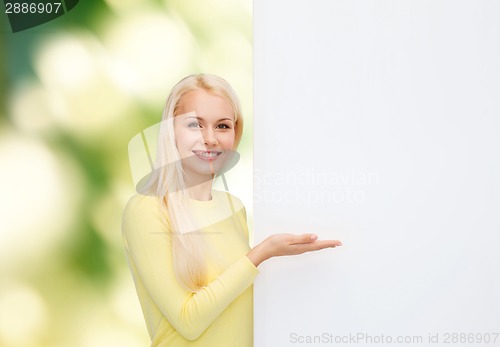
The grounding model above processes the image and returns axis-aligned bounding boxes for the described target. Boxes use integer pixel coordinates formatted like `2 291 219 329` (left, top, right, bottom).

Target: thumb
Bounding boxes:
292 233 318 244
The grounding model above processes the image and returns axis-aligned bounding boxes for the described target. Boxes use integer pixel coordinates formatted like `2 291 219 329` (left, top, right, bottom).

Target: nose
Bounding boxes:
202 128 218 146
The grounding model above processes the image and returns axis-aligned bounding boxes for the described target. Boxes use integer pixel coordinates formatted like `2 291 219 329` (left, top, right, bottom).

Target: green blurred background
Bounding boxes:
0 1 252 346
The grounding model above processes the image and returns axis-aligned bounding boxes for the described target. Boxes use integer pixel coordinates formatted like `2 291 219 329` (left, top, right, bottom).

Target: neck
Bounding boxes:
184 175 214 201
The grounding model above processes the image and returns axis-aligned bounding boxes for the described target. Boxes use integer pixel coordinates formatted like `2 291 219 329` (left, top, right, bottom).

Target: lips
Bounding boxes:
192 150 223 161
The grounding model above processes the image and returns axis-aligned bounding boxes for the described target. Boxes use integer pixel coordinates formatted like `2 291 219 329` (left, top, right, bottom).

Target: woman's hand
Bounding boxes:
246 234 342 267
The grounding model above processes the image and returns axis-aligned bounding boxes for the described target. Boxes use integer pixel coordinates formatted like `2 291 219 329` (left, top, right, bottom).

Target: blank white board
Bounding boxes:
254 1 500 346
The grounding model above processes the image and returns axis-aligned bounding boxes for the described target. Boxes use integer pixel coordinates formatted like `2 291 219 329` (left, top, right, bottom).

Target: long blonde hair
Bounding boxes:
150 74 243 291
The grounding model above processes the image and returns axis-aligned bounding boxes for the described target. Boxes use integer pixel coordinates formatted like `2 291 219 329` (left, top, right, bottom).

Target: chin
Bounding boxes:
181 157 223 178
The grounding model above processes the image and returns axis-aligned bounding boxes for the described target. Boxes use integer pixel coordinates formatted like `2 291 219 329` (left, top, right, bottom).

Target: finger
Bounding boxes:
309 240 339 250
292 240 341 254
306 239 342 247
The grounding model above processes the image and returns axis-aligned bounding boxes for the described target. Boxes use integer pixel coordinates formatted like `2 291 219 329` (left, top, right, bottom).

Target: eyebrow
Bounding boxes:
184 116 234 122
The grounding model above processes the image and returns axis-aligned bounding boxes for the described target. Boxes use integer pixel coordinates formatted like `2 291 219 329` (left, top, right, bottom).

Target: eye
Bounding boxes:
188 122 202 128
216 123 232 129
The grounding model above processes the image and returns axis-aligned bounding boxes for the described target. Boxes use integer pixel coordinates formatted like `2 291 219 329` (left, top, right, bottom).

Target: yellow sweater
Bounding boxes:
121 190 259 346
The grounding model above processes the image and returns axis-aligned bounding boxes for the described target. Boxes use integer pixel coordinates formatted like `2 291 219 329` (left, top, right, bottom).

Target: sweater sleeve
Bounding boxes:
122 195 259 341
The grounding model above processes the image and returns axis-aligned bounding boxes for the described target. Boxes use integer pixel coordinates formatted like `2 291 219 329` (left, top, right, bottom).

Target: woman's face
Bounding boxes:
173 89 236 179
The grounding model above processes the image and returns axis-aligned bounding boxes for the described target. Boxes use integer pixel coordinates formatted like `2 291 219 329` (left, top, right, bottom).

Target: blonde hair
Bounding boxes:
150 74 243 291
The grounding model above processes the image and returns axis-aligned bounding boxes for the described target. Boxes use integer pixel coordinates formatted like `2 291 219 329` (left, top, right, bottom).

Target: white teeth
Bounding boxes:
196 151 219 158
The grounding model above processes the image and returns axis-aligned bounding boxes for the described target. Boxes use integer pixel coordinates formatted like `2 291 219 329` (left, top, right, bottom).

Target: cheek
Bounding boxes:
174 128 203 150
221 131 236 149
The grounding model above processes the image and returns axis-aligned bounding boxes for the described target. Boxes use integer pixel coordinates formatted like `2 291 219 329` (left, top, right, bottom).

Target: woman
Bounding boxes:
122 74 342 346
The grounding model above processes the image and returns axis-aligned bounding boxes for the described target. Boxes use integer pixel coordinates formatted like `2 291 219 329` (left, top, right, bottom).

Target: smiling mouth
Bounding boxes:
192 150 223 160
